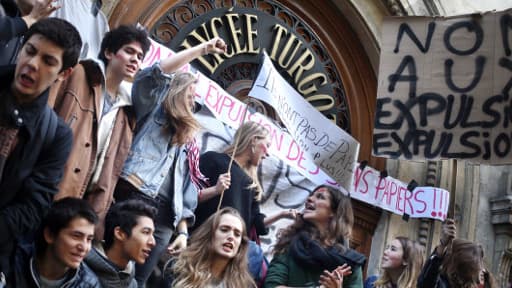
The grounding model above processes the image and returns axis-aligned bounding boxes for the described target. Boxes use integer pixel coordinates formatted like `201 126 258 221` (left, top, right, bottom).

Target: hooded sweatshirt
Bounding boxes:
84 245 137 288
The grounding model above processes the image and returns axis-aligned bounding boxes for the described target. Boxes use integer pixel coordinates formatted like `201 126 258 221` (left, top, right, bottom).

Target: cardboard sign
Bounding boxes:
374 9 512 164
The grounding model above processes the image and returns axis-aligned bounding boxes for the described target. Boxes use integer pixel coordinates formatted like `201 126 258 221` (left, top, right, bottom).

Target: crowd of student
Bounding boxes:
0 0 497 287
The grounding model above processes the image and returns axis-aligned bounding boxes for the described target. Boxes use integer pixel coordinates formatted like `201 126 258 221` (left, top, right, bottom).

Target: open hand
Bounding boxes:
24 0 61 27
319 264 352 288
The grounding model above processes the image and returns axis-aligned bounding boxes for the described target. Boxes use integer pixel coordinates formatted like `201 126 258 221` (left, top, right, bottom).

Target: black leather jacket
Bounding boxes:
417 251 450 288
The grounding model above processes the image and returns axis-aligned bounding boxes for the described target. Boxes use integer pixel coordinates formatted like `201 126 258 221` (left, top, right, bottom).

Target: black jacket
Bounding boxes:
11 243 101 288
0 0 26 64
194 151 268 237
417 251 450 288
84 246 137 288
0 65 73 274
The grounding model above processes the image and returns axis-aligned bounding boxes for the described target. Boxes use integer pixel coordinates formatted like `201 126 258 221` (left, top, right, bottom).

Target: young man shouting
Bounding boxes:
0 17 80 278
85 200 157 287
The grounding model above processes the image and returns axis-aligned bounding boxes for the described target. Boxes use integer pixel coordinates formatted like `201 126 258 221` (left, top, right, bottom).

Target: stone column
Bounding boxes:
491 196 512 287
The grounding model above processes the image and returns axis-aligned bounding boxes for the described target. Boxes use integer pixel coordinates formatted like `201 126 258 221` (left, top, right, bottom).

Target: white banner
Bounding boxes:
198 73 338 187
142 38 340 187
249 52 360 192
352 164 449 220
141 38 449 221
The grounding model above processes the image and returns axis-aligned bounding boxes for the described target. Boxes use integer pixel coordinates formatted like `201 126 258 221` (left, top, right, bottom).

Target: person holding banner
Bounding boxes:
194 121 296 239
113 36 227 287
164 207 256 288
264 185 365 288
417 219 485 288
363 236 424 288
477 268 496 288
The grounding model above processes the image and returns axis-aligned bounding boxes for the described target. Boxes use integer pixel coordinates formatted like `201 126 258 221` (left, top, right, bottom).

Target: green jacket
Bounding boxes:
264 252 363 288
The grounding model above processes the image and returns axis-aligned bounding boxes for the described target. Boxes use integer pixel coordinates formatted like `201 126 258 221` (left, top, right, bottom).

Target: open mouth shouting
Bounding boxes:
222 242 234 253
142 248 151 259
19 73 36 88
126 64 138 75
303 202 315 213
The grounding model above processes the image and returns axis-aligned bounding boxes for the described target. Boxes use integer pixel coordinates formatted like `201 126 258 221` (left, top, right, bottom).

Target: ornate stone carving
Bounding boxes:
491 196 512 228
417 160 439 248
499 249 512 288
384 0 406 16
149 0 350 131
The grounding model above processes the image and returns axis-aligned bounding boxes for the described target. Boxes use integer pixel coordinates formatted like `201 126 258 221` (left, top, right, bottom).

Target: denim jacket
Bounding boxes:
120 63 198 227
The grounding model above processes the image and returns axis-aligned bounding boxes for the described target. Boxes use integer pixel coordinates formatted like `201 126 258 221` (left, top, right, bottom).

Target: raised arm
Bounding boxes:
0 0 59 41
417 218 456 288
21 0 60 28
159 37 227 74
263 209 297 227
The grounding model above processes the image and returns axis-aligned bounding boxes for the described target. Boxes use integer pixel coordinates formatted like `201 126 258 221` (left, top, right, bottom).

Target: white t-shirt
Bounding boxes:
51 0 109 60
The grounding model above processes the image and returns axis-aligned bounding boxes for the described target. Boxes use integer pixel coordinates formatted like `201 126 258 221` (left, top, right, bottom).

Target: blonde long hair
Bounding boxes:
162 71 201 146
171 207 256 288
224 121 268 201
373 237 425 288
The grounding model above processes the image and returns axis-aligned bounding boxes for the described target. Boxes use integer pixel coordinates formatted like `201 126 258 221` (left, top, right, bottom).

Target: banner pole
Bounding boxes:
217 105 249 211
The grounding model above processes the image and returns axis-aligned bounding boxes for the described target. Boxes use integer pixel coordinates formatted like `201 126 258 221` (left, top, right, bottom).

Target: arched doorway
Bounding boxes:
109 0 384 266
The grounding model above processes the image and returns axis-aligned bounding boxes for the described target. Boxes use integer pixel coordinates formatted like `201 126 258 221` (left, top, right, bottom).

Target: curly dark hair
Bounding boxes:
103 199 157 250
272 185 353 254
98 24 150 66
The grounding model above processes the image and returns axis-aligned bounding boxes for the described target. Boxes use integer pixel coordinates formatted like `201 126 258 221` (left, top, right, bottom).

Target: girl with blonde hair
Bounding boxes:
364 236 425 288
169 207 256 288
114 37 229 286
194 121 295 240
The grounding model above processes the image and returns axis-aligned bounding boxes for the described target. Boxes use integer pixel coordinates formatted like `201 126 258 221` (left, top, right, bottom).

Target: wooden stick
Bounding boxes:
217 104 249 211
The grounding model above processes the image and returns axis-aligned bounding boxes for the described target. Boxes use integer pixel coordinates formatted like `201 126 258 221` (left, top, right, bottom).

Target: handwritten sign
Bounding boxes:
352 164 449 220
249 52 360 190
199 73 342 188
142 38 449 220
374 9 512 164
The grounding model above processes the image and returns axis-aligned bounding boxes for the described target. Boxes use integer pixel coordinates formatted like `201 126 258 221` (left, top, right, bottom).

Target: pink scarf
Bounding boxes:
186 138 209 192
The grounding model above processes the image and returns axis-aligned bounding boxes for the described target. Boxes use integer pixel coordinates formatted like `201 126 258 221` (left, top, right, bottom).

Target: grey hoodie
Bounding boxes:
84 245 137 288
